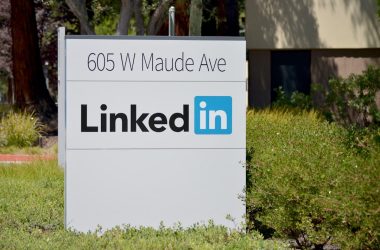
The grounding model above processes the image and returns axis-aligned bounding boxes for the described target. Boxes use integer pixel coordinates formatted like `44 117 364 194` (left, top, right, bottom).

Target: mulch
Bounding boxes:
0 154 55 164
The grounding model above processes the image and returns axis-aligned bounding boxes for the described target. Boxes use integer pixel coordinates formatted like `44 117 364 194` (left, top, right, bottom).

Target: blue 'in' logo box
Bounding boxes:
194 96 232 135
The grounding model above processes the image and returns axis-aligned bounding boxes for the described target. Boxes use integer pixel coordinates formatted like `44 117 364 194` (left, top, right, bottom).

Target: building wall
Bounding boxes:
311 49 380 105
246 0 380 49
248 49 380 107
248 50 271 108
311 49 380 86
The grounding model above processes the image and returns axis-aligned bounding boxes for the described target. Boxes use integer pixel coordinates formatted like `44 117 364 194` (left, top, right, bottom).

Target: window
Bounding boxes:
271 50 311 101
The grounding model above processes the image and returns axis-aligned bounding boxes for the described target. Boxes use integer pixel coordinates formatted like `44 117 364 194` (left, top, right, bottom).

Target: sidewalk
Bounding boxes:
0 154 55 164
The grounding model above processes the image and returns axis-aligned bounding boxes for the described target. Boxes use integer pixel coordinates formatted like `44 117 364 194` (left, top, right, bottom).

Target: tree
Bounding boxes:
10 0 57 129
116 0 133 35
0 0 12 103
66 0 173 35
133 0 144 35
189 0 202 36
215 0 239 36
65 0 95 34
201 0 217 35
224 0 239 36
147 0 173 35
201 0 241 36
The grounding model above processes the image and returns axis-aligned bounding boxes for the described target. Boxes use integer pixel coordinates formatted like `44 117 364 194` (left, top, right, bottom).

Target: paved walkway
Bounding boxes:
0 154 55 164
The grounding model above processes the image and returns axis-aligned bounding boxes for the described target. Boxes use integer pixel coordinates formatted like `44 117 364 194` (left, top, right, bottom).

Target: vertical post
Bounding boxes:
168 6 175 36
43 61 49 90
58 27 66 168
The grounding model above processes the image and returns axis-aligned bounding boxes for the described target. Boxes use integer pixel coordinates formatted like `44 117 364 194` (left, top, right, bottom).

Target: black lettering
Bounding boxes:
142 53 153 71
198 54 209 71
185 58 194 72
155 58 164 71
120 53 136 71
81 105 98 132
110 113 128 132
218 58 226 72
169 105 189 132
208 57 218 71
148 113 167 132
100 104 107 132
131 105 149 132
164 57 173 71
101 114 107 132
174 52 184 71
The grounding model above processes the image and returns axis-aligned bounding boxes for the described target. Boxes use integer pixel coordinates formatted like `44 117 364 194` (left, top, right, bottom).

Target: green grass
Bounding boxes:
0 143 57 155
0 161 288 249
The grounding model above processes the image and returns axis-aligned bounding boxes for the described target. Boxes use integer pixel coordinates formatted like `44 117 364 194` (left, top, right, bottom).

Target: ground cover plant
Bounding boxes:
246 109 380 249
0 160 288 250
0 111 42 147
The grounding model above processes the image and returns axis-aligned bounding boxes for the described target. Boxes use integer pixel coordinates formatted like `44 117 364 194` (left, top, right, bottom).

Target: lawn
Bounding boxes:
0 160 288 249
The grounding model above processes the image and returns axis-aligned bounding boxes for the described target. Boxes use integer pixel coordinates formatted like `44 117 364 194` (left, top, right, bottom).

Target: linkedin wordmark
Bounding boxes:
81 104 189 133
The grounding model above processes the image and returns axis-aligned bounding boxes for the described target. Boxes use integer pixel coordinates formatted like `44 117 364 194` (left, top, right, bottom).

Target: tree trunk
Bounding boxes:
65 0 95 35
189 0 202 36
134 0 144 35
225 0 239 36
116 0 133 35
202 0 217 36
147 0 173 35
216 0 227 35
10 0 57 130
7 76 14 105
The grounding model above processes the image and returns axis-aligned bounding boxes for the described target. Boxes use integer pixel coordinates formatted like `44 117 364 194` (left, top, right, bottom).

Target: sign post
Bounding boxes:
57 27 66 168
62 35 246 232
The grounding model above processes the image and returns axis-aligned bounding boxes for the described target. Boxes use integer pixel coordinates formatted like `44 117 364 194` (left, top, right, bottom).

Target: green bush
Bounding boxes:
318 66 380 127
272 87 312 111
0 111 42 147
246 109 380 249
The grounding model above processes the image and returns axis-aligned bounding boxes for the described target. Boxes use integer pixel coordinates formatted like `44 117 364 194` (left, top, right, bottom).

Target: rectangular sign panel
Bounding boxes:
64 36 246 232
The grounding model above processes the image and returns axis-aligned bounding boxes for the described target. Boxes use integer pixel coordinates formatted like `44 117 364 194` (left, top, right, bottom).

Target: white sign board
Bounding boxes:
62 35 246 232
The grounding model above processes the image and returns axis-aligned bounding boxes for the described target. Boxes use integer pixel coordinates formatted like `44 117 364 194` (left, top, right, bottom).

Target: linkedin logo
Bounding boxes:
194 96 232 134
80 96 232 135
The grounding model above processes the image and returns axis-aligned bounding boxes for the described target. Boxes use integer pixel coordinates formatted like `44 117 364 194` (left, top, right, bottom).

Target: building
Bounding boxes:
246 0 380 107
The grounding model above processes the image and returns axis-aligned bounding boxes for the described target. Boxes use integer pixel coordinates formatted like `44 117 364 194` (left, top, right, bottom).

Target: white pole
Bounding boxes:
169 6 175 36
58 27 66 168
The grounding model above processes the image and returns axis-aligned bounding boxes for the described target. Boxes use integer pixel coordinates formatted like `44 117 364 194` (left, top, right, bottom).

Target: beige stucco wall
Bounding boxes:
246 0 380 49
311 49 380 85
311 49 380 107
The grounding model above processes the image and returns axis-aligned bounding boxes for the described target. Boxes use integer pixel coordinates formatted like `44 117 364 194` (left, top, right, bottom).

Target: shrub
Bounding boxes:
317 66 380 127
246 109 380 249
0 111 42 147
272 87 312 111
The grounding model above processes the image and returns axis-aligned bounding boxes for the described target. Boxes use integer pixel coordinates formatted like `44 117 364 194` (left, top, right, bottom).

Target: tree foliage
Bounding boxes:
1 0 243 129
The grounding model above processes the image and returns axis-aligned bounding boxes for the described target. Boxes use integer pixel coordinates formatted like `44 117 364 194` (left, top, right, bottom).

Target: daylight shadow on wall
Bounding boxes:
248 0 324 48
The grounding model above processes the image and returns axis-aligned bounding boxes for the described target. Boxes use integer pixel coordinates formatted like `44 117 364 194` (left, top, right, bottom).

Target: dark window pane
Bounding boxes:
271 50 311 101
